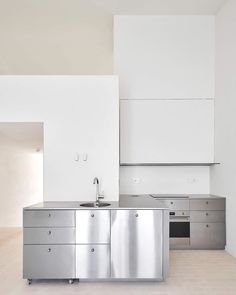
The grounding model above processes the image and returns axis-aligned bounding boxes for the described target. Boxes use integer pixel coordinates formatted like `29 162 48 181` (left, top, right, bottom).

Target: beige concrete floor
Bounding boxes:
1 228 236 295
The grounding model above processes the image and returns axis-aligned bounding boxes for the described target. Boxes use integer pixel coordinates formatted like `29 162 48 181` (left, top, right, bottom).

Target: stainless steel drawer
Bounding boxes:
76 210 110 244
190 199 225 211
161 199 189 211
190 223 226 249
190 211 225 223
23 210 75 227
76 245 110 278
24 228 76 244
23 245 75 279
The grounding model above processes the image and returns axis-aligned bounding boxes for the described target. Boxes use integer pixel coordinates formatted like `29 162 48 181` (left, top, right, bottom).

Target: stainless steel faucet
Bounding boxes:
93 177 104 205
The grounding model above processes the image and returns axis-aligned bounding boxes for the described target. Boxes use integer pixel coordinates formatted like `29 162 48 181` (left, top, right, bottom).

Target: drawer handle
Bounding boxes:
48 248 52 252
171 202 173 205
48 230 52 235
91 214 95 218
206 201 209 205
91 248 95 252
206 213 209 216
135 213 139 217
206 224 209 228
48 213 51 218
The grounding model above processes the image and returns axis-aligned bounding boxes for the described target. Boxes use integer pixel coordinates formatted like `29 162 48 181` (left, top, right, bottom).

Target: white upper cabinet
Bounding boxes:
114 16 215 99
120 99 214 163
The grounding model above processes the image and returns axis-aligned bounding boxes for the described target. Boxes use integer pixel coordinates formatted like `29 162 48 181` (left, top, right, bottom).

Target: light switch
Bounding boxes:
83 153 88 161
74 153 79 161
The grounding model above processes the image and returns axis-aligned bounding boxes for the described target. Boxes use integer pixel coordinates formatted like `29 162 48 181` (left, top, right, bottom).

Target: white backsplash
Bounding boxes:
120 166 210 195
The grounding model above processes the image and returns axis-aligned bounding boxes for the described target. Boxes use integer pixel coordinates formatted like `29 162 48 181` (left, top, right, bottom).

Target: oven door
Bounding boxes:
169 216 190 248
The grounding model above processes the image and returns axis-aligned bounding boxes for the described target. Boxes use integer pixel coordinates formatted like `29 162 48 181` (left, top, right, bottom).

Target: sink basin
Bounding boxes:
80 202 111 207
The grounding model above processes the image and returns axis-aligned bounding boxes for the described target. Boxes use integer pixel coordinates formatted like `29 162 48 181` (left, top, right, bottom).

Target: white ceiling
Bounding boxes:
92 0 228 15
0 123 43 152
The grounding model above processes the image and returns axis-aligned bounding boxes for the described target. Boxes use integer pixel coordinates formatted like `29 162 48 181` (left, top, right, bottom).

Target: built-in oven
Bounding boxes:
169 211 190 248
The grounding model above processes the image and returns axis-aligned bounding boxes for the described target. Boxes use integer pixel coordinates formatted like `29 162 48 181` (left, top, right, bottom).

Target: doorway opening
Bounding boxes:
0 122 43 227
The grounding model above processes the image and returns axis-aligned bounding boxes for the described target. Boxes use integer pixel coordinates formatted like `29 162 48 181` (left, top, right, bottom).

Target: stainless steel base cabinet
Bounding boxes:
162 196 226 250
23 207 169 283
23 209 76 282
76 210 111 279
76 245 110 278
190 198 226 249
23 245 76 279
111 210 163 279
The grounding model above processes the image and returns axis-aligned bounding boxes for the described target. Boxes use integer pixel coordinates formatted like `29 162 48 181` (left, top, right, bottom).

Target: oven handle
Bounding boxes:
169 216 190 222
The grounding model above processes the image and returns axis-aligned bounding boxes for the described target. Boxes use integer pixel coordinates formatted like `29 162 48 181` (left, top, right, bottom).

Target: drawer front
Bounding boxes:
190 223 226 249
23 245 75 279
190 211 225 223
76 245 110 278
190 199 225 211
23 210 75 227
76 210 110 244
24 228 76 244
162 199 189 211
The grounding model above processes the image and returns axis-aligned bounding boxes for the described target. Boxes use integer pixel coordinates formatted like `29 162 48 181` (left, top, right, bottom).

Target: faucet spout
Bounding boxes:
93 177 101 205
93 177 104 205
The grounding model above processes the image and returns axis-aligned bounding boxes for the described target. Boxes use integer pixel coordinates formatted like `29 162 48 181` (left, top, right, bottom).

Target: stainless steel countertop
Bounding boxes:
23 194 225 210
24 195 169 210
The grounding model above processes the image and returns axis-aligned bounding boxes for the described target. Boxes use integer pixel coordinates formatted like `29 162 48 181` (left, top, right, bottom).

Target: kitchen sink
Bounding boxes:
80 202 111 207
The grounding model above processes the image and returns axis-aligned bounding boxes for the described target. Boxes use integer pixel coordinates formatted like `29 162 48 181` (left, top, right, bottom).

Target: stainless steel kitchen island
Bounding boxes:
23 195 169 284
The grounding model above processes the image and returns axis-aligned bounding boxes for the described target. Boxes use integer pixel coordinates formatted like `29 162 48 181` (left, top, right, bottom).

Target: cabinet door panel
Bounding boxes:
23 245 75 279
111 210 163 279
76 210 110 244
76 245 110 278
120 99 214 163
190 223 225 249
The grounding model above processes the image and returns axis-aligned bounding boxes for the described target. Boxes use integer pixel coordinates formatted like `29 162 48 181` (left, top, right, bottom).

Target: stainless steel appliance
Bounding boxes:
169 210 190 248
150 195 190 248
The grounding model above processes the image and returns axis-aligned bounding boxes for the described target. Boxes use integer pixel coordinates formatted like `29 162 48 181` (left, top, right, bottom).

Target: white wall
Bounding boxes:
0 134 43 226
210 0 236 257
0 76 119 202
0 0 113 74
114 15 215 99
